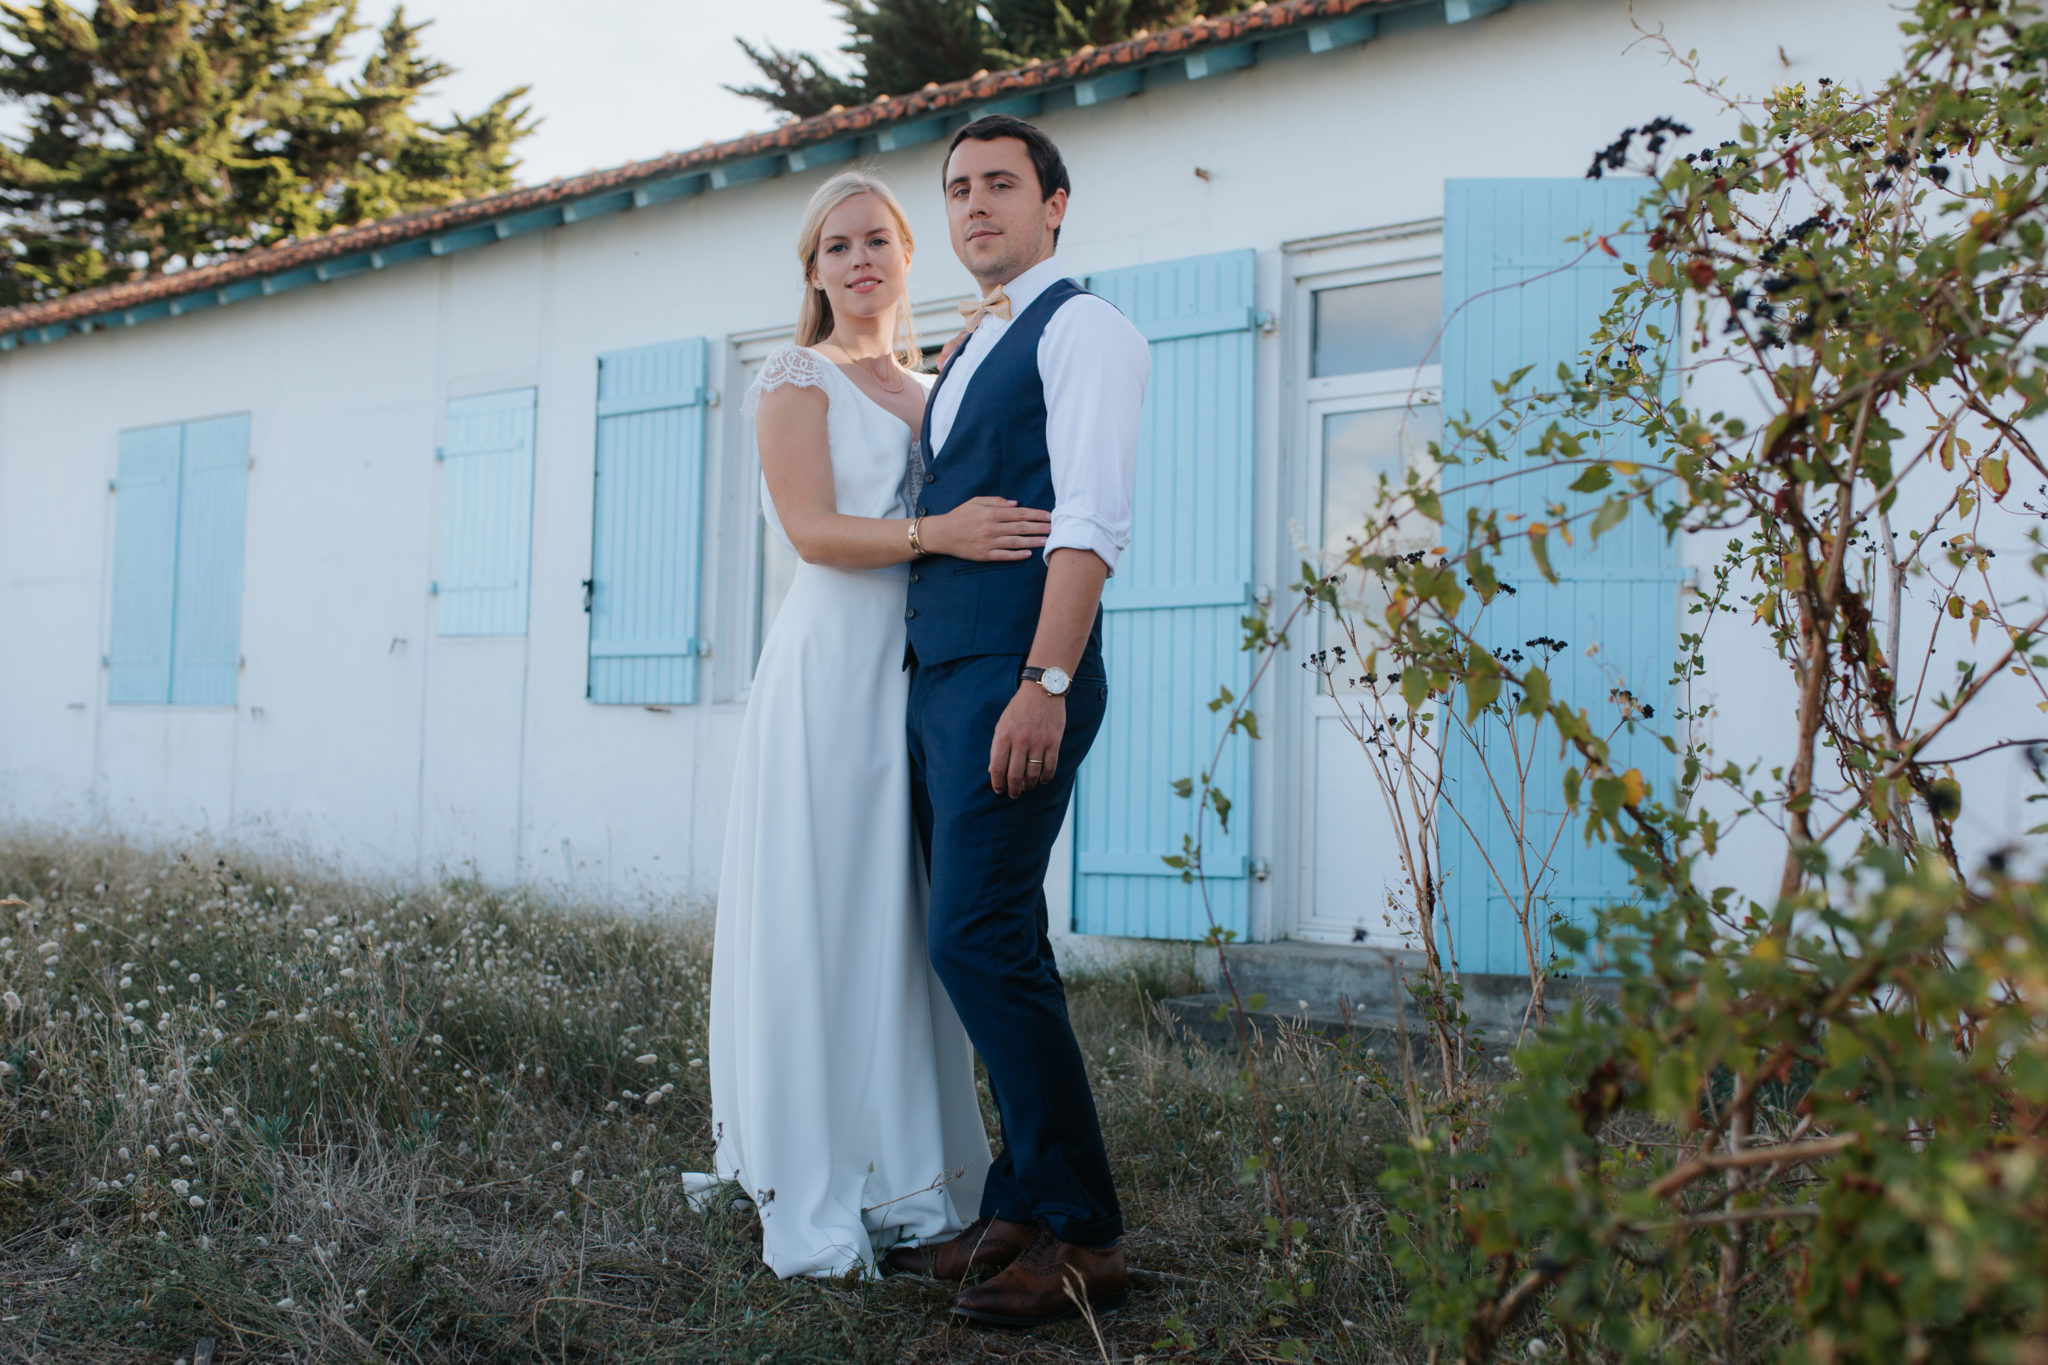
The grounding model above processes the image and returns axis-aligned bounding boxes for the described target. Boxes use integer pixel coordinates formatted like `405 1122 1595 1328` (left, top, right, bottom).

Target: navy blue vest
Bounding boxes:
905 278 1105 667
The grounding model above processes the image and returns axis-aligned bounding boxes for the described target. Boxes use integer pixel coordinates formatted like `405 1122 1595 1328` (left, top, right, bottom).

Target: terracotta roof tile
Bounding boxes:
0 0 1402 340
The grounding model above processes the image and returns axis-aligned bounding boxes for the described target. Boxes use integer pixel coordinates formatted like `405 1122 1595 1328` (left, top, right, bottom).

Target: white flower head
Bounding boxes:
635 1054 658 1066
2 990 21 1013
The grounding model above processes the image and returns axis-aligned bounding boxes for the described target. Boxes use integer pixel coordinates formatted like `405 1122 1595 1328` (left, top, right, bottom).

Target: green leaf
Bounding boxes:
1170 777 1194 798
1983 455 2010 498
1590 495 1629 543
1519 666 1551 718
1529 524 1558 583
1212 789 1233 833
1402 667 1430 710
1412 486 1444 524
1412 564 1465 619
1464 644 1501 723
1246 993 1267 1011
1592 775 1623 819
1569 463 1613 493
1466 556 1500 602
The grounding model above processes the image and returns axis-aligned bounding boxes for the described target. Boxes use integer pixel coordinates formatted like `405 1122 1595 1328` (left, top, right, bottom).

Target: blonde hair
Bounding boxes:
795 171 921 368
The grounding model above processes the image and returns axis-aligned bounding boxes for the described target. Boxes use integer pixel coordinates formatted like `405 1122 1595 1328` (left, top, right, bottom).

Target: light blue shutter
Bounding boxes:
107 424 183 704
587 338 708 704
1439 179 1677 972
1073 251 1258 941
167 413 250 705
438 388 537 636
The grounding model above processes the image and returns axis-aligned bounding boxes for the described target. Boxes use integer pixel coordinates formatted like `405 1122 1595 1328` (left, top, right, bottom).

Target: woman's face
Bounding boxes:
810 193 911 330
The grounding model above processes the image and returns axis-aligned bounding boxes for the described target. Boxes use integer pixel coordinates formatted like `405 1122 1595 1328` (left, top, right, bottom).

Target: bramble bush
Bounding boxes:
1368 3 2048 1358
1182 2 2048 1359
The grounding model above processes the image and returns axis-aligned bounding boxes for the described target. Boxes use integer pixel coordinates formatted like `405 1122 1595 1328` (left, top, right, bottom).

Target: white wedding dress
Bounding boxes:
696 344 990 1278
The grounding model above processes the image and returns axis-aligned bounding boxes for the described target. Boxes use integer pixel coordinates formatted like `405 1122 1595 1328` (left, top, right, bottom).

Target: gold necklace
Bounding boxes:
832 342 907 393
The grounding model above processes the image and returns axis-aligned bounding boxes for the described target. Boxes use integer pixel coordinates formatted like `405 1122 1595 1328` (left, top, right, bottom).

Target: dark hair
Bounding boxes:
944 115 1070 241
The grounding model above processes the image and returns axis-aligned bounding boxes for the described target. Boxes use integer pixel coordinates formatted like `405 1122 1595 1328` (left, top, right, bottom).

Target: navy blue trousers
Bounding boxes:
906 650 1122 1247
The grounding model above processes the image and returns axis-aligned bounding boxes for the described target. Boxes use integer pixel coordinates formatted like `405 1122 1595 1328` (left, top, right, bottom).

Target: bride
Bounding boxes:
700 171 1048 1277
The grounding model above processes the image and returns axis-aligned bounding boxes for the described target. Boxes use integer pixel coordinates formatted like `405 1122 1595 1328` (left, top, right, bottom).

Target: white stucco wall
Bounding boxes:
3 0 1966 938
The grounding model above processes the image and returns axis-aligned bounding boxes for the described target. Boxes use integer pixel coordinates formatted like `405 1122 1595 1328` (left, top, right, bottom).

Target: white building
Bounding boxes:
0 0 1944 965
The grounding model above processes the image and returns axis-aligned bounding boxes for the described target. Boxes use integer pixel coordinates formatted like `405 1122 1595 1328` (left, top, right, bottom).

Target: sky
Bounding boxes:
389 0 851 184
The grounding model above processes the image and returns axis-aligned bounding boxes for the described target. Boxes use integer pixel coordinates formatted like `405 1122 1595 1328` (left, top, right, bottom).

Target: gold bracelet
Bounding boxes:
907 515 926 557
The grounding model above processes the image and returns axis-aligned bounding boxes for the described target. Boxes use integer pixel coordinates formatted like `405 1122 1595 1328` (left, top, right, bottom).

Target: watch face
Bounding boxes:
1041 666 1071 696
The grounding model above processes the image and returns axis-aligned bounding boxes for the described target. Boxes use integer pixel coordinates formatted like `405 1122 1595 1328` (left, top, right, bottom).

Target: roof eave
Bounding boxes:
0 0 1509 352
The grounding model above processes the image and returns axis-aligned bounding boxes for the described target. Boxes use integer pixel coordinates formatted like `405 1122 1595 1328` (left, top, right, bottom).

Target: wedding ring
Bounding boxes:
1026 759 1043 766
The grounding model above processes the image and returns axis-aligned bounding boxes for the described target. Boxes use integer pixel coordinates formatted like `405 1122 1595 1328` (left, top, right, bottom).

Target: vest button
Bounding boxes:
925 470 938 483
915 506 929 518
905 608 917 620
908 572 920 583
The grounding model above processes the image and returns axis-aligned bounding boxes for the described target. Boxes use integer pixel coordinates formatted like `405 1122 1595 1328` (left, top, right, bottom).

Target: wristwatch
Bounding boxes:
1020 665 1071 697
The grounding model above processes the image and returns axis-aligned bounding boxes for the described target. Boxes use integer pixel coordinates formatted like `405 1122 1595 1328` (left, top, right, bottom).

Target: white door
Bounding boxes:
1287 267 1444 945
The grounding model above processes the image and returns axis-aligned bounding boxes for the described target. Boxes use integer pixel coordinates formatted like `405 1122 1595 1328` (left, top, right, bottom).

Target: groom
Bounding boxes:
889 114 1150 1326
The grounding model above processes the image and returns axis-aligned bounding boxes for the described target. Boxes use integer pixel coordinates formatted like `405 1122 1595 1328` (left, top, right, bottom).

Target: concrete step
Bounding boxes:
1196 940 1616 1037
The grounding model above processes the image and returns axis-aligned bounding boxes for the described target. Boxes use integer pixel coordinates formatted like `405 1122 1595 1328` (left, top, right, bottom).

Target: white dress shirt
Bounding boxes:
927 254 1150 574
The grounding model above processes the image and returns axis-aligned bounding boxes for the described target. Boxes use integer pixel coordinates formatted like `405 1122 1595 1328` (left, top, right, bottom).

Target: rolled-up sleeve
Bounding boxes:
1039 295 1150 574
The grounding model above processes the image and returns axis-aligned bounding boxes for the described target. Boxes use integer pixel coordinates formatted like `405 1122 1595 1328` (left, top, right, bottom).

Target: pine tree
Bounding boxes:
991 0 1208 65
0 0 536 306
727 39 864 122
731 0 1224 122
843 0 1006 103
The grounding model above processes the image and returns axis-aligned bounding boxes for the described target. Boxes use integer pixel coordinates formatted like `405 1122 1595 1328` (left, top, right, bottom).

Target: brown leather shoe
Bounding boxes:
950 1223 1128 1327
882 1216 1032 1280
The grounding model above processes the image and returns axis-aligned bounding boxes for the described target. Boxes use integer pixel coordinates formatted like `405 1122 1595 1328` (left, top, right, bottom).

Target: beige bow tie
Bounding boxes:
957 288 1013 332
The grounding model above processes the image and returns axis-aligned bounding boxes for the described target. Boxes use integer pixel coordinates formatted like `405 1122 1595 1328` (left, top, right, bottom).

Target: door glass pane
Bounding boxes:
1312 274 1442 377
1318 404 1441 676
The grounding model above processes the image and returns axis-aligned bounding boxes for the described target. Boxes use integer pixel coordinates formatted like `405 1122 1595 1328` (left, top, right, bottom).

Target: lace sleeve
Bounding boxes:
745 344 829 416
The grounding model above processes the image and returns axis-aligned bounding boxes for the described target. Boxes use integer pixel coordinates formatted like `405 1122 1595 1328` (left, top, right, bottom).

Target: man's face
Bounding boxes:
944 136 1067 289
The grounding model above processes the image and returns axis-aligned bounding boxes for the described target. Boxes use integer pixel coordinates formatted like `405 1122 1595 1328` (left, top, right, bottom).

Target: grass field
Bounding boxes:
0 832 1413 1363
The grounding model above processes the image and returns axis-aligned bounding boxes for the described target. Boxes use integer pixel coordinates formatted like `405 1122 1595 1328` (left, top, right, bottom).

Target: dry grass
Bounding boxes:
0 830 1414 1363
